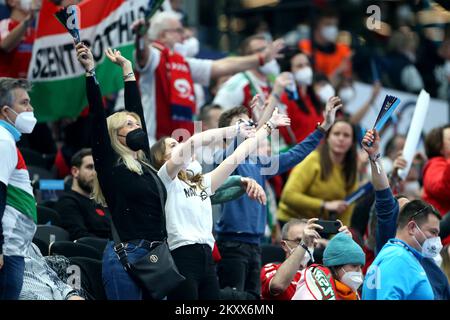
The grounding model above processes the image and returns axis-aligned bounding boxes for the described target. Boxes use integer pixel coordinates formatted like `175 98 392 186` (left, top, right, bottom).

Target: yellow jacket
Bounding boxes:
277 150 359 226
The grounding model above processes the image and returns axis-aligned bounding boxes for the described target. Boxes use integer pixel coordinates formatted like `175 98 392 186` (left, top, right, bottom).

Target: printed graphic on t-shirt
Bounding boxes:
183 186 208 201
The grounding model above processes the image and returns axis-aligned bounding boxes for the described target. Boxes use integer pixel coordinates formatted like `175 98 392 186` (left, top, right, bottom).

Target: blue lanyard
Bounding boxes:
389 239 421 260
0 120 21 141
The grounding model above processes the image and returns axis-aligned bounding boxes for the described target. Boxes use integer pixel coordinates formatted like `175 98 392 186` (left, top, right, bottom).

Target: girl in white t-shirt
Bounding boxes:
150 108 291 300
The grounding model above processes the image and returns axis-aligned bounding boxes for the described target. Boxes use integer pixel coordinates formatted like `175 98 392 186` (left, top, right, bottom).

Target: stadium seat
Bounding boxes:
33 225 70 255
49 241 103 260
75 237 108 255
19 147 55 170
261 244 285 266
68 257 107 300
37 205 62 227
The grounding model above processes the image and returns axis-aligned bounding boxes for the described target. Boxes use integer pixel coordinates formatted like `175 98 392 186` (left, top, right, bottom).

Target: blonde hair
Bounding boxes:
92 111 151 206
442 244 450 283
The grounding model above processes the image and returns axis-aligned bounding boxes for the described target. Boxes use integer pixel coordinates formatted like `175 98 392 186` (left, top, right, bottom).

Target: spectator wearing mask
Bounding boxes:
361 129 450 300
55 148 111 241
278 50 324 145
213 34 282 116
362 199 440 300
149 107 286 300
19 243 84 300
133 12 284 144
291 232 365 300
423 124 450 216
76 44 167 300
0 77 37 300
383 27 424 93
260 218 351 300
0 0 41 78
214 86 342 297
277 119 359 227
299 8 352 84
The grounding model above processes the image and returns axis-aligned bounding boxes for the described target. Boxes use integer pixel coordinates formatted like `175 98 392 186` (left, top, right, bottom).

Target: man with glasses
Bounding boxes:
260 218 350 300
361 129 448 300
133 11 284 145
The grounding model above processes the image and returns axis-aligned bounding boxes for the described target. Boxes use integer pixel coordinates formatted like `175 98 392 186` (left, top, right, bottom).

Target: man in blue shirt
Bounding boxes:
361 129 445 300
213 79 343 296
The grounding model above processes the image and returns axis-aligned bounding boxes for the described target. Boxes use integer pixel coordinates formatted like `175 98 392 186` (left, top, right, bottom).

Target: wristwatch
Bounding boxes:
86 68 96 77
369 152 381 162
316 122 327 134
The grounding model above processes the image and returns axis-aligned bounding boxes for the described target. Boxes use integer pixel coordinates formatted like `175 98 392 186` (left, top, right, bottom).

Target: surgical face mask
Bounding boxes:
338 87 355 104
340 269 363 292
413 224 443 258
20 0 32 11
185 159 203 176
285 242 314 268
444 60 450 77
7 108 37 134
174 37 200 58
433 253 443 267
321 25 339 43
317 84 335 104
259 59 280 76
294 67 313 86
404 181 421 195
119 128 148 152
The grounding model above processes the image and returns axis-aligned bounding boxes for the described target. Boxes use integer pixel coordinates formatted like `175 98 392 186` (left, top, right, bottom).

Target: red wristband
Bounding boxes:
257 53 265 66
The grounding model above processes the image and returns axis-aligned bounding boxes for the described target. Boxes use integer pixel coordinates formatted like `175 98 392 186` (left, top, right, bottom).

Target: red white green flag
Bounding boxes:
28 0 148 122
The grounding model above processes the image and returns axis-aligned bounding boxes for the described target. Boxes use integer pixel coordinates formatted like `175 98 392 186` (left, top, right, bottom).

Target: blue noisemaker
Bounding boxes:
54 5 81 43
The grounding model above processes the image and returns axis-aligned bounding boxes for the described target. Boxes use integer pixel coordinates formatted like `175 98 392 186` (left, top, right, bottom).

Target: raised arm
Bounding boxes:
75 43 115 172
165 123 255 179
210 39 284 79
132 19 151 70
362 129 399 252
269 219 322 296
104 48 150 156
272 96 343 176
209 109 290 193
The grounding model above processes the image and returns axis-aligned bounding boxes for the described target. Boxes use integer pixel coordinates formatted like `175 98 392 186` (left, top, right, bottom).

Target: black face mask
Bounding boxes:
119 128 148 151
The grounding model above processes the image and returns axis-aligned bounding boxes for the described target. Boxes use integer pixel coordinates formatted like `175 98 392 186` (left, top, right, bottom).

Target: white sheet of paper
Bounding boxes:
398 89 430 180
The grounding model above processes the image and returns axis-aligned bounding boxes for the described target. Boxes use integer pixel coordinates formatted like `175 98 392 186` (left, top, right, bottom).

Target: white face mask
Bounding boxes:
444 60 450 77
7 108 37 134
340 269 363 292
285 242 314 268
317 84 335 104
185 159 203 176
321 25 339 43
174 37 200 58
413 224 443 259
20 0 32 11
259 59 280 76
294 67 313 86
338 87 355 104
404 181 421 195
433 253 443 267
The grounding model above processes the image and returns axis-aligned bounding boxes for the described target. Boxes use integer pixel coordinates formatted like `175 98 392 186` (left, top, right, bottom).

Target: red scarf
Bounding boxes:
153 42 196 139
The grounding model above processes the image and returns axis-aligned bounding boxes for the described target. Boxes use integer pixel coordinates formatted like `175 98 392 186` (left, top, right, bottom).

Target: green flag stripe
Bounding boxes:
6 184 37 223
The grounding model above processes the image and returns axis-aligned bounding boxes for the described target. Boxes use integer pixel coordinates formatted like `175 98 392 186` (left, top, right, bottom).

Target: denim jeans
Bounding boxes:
216 241 261 297
0 255 25 300
168 244 220 300
102 240 153 300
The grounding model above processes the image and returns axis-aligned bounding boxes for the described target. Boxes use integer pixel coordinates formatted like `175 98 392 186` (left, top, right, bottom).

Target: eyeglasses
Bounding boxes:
165 27 184 34
282 238 302 245
409 205 436 221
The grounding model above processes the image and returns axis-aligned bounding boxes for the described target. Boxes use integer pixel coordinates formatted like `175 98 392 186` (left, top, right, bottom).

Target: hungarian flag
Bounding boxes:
28 0 148 122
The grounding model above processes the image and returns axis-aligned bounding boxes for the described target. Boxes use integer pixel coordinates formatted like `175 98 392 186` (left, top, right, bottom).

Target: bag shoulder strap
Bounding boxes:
110 164 168 247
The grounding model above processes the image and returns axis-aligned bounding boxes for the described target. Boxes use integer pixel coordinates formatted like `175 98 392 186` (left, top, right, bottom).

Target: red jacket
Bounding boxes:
422 157 450 216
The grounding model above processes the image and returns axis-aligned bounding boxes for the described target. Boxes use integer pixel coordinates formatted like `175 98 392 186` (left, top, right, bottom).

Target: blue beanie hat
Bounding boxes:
323 232 365 267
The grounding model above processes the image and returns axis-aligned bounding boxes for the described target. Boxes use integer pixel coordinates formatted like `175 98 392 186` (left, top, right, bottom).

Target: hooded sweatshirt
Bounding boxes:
422 157 450 216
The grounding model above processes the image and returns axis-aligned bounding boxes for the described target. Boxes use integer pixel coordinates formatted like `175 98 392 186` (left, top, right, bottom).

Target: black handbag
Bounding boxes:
110 165 185 300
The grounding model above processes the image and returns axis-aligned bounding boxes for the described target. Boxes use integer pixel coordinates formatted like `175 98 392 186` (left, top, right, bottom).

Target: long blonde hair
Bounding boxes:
92 111 151 206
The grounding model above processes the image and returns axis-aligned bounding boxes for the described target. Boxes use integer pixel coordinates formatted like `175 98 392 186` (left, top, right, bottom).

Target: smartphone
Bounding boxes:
316 220 341 234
